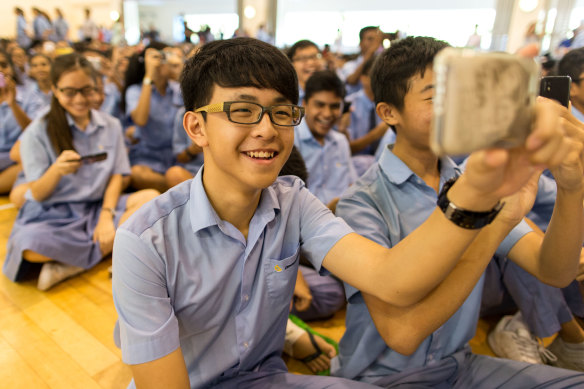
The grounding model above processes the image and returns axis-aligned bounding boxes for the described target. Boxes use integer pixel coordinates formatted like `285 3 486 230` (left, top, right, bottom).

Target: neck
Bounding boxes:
573 100 584 116
201 166 262 240
392 137 441 192
38 79 51 92
73 113 90 131
154 78 168 95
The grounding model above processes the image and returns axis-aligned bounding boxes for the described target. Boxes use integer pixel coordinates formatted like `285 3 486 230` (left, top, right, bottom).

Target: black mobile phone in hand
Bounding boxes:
67 152 107 164
540 76 571 108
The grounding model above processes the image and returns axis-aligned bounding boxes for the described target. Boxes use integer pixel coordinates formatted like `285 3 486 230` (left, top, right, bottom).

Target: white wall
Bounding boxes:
0 0 121 41
137 0 236 43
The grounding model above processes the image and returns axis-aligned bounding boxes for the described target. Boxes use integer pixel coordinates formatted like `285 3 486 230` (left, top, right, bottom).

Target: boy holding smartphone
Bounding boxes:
332 36 584 387
112 38 577 388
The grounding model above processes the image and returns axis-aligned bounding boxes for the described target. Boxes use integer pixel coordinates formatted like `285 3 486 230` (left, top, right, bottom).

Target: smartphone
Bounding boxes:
431 48 540 156
540 76 571 108
67 152 107 164
0 73 5 88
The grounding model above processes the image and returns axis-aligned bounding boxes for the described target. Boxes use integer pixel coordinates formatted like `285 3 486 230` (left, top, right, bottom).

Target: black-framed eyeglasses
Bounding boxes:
292 53 322 63
58 86 97 98
195 101 305 126
573 78 582 84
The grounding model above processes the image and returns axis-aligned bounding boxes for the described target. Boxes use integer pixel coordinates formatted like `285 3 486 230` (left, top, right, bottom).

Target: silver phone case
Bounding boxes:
432 48 540 156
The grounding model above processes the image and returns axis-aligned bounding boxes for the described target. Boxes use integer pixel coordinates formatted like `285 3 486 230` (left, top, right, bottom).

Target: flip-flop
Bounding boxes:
300 331 323 363
289 314 339 376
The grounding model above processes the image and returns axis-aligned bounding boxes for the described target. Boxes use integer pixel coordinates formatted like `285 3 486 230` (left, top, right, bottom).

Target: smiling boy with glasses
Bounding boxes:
112 38 575 388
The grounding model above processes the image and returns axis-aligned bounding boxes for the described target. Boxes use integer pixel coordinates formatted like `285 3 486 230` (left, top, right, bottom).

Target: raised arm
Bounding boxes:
130 49 161 126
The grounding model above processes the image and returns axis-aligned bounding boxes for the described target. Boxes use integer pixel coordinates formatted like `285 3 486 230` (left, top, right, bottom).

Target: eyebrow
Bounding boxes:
420 84 434 93
234 94 289 104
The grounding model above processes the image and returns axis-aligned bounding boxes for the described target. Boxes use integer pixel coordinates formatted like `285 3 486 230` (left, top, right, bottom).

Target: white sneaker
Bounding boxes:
487 312 556 364
37 262 85 291
548 336 584 371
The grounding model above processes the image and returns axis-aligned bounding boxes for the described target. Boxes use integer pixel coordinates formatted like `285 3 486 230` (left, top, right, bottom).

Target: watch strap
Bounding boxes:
437 177 502 229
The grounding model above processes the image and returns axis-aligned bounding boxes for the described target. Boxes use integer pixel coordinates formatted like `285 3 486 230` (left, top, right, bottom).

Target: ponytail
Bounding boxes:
45 95 75 155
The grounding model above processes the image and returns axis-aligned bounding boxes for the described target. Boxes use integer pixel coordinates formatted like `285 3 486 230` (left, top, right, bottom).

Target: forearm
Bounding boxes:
9 101 32 130
346 61 367 85
130 85 152 126
349 123 389 154
366 217 513 354
30 165 62 201
101 174 122 212
538 186 584 285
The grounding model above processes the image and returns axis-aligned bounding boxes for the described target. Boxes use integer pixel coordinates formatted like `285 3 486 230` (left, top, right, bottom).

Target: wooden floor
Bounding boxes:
0 195 501 388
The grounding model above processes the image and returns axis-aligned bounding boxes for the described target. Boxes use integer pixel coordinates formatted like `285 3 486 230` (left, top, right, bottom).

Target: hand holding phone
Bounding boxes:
539 76 571 108
66 152 107 164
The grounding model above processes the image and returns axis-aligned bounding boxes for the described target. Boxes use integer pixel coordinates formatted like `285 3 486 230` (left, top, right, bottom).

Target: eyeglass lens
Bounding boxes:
228 102 301 125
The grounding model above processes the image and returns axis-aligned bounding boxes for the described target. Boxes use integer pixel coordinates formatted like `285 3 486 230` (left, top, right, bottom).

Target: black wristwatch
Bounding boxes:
437 177 503 229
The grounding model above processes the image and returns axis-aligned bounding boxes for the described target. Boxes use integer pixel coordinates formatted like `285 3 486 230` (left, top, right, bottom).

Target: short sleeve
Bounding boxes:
112 229 180 365
297 188 354 274
20 120 53 182
496 219 532 257
172 108 188 156
125 85 142 116
110 119 131 175
336 193 392 300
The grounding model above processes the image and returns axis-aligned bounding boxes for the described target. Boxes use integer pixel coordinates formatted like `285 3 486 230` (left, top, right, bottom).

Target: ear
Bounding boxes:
570 82 580 99
183 111 208 148
376 102 400 126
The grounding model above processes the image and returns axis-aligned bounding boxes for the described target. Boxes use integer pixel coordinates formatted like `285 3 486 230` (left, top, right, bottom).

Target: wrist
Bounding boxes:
101 207 116 220
448 175 501 212
142 77 152 86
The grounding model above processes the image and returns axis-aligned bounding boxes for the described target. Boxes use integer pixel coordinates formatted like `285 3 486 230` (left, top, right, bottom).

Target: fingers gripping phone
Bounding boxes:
431 48 540 156
540 76 571 108
67 152 107 164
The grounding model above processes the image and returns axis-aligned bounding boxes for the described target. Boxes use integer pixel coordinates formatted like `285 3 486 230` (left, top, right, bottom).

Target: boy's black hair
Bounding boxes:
371 36 449 110
304 70 345 102
359 26 379 41
181 38 298 111
558 48 584 82
287 40 319 61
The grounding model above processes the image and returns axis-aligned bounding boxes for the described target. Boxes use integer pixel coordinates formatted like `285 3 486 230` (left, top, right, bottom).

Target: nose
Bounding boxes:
252 111 278 139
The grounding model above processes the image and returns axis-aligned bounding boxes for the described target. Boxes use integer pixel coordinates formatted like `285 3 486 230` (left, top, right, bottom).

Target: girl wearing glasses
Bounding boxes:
122 43 183 193
0 49 44 195
3 53 158 291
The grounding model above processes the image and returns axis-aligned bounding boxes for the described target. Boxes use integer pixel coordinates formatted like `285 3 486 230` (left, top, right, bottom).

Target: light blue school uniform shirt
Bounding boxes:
338 55 364 95
374 131 397 160
125 81 181 172
33 15 51 40
16 15 31 48
572 105 584 123
294 120 357 205
20 110 130 204
52 17 69 41
346 89 381 151
26 82 53 108
102 80 122 120
112 172 353 388
172 107 203 175
331 146 531 383
0 85 45 170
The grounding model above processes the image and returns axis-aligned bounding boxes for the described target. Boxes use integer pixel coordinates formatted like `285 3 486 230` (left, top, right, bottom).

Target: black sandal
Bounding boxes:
300 330 323 363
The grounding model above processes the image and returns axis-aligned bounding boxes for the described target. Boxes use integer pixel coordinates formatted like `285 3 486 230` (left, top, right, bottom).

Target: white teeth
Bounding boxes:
246 151 275 159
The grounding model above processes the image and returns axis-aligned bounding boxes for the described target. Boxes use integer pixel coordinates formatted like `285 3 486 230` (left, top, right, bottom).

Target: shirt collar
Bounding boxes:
296 120 336 145
66 109 105 134
189 167 281 235
378 145 460 185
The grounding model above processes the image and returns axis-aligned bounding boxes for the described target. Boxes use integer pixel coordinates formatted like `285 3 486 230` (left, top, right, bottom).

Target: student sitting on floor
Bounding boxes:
293 70 357 211
3 53 157 291
332 36 584 388
112 37 575 388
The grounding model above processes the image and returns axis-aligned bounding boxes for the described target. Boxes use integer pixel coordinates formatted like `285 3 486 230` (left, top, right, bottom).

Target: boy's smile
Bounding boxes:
186 86 295 195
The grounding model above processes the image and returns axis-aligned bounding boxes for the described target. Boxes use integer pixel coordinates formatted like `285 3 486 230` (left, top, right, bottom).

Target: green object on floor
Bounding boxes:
289 314 339 376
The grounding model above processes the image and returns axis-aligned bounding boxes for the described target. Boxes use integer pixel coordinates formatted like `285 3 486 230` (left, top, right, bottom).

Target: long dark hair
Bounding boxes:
45 53 96 154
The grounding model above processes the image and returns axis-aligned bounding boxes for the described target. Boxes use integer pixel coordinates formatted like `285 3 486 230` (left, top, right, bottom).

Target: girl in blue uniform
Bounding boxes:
3 53 158 291
28 53 53 108
123 43 182 192
0 49 44 195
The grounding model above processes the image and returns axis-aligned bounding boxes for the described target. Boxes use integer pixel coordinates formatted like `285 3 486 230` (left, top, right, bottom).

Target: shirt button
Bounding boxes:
243 342 249 348
243 294 249 302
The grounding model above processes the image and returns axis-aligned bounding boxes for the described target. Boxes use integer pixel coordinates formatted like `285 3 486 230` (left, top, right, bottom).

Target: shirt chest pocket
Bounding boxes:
264 246 300 305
